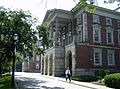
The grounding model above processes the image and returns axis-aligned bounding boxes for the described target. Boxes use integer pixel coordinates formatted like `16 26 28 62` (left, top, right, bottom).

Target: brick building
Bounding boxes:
41 5 120 76
22 52 40 73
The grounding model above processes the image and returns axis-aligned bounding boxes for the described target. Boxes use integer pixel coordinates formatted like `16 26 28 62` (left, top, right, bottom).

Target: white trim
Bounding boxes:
93 48 102 66
83 13 88 42
107 49 115 66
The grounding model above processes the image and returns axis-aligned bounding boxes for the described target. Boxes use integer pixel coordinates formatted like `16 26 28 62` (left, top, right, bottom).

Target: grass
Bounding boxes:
0 73 14 89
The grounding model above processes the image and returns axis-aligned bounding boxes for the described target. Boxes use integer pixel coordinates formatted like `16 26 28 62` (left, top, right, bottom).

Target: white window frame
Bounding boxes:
93 24 101 43
77 25 82 43
106 27 114 45
106 18 112 26
94 48 102 66
107 50 115 66
93 15 99 23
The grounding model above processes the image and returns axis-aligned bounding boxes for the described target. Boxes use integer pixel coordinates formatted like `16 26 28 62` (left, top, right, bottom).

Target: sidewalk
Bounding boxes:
43 75 112 89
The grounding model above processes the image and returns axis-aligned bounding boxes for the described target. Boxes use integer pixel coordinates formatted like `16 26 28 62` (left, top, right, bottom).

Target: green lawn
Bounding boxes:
0 74 14 89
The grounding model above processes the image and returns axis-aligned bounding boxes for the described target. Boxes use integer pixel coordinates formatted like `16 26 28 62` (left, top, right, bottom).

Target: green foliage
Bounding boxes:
73 0 120 13
95 69 109 78
36 23 50 49
72 75 100 82
72 0 98 13
104 73 120 88
0 6 49 75
0 73 13 89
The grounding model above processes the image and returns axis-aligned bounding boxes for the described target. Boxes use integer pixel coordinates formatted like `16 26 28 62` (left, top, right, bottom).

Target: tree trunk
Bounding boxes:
0 65 2 76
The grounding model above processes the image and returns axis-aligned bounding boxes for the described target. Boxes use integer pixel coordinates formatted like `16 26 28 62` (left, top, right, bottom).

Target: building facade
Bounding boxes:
41 5 120 76
22 52 40 73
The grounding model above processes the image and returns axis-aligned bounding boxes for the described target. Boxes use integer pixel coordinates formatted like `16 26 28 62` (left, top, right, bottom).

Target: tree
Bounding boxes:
0 7 49 76
72 0 120 13
36 23 50 54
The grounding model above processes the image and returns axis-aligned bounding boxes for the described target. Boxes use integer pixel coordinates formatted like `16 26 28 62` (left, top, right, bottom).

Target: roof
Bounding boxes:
42 9 71 23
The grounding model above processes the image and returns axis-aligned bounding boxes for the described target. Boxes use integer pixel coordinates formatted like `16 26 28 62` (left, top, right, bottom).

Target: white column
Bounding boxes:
55 19 59 46
48 57 50 75
43 57 46 75
40 57 44 74
83 13 88 42
52 57 55 76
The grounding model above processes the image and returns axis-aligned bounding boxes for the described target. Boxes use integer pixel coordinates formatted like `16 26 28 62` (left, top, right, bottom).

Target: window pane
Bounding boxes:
94 30 99 41
95 52 100 64
93 15 99 23
106 18 112 25
108 32 112 43
108 53 113 64
36 63 39 69
118 20 120 28
78 30 82 42
118 33 120 42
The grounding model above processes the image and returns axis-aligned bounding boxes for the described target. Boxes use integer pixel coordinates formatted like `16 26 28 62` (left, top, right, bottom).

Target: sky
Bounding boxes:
0 0 119 25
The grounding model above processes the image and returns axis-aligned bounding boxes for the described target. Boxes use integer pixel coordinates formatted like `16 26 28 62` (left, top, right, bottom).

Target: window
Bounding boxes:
118 31 120 46
36 55 39 61
77 25 82 42
36 63 39 69
68 31 72 44
93 24 101 43
66 23 72 45
106 18 112 26
106 27 114 44
77 15 81 25
107 50 115 66
94 48 102 66
93 15 99 23
94 30 99 41
78 30 82 42
118 20 120 28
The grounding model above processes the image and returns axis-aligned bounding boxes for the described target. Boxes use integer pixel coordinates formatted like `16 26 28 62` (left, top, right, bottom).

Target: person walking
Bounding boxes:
65 67 71 83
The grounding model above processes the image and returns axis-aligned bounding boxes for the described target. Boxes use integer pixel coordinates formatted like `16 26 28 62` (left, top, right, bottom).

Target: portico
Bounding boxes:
41 9 76 76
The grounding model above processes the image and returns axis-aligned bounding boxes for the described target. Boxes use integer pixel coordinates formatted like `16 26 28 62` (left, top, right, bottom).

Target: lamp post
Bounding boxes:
12 33 19 87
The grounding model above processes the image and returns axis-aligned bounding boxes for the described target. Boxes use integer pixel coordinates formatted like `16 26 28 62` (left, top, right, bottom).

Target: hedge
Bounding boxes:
72 75 100 82
104 73 120 88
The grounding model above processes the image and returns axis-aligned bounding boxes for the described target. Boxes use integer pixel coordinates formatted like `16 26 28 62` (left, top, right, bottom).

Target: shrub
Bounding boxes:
72 75 100 82
95 69 109 78
104 73 120 88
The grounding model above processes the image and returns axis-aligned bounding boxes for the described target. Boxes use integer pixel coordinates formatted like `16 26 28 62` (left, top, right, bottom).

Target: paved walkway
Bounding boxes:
15 72 112 89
